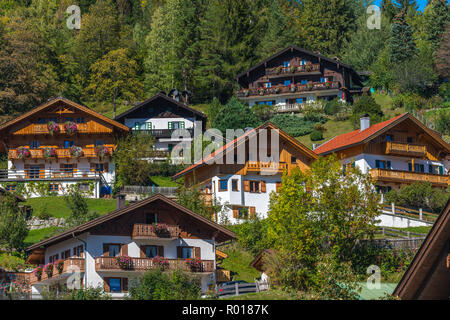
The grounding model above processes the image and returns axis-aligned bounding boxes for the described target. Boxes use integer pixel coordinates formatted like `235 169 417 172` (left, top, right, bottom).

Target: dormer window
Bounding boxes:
283 61 290 67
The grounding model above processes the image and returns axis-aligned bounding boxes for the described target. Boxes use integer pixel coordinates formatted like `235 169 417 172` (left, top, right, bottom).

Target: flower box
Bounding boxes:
149 223 169 234
47 121 60 135
64 121 78 135
16 147 31 159
185 257 202 272
43 263 54 277
115 255 132 269
55 259 64 274
43 147 57 158
70 146 83 158
151 256 169 269
95 145 111 159
33 266 43 280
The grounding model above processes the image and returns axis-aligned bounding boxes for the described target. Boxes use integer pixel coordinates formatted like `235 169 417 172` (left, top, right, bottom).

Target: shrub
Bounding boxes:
269 114 326 137
438 82 450 101
351 94 384 129
435 109 450 135
403 93 427 112
310 130 323 141
232 215 271 256
36 203 52 220
324 98 342 116
0 253 26 271
251 103 277 122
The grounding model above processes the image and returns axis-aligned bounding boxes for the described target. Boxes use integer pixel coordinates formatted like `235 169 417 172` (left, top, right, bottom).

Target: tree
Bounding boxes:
266 154 380 295
0 194 28 254
389 10 417 64
85 48 143 116
233 215 271 256
423 0 450 50
129 268 202 300
251 103 277 122
434 24 450 79
65 188 99 227
351 94 384 129
392 56 437 94
208 97 261 134
298 0 357 55
382 0 398 21
392 0 418 14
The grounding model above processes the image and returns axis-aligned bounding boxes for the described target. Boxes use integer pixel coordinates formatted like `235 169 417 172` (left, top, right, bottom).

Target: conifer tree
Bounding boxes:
423 0 450 49
381 0 397 21
389 10 417 64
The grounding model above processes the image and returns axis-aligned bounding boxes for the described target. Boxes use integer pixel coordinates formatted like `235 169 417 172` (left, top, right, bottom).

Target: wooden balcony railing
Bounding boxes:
265 63 321 76
29 258 85 284
8 145 115 160
370 168 449 187
132 224 180 240
246 161 288 173
236 81 340 98
132 128 194 139
32 123 89 134
0 168 104 181
385 141 427 156
95 257 215 273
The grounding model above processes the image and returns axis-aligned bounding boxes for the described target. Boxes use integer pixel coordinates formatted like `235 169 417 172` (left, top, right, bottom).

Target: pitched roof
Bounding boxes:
313 113 450 155
172 122 318 180
0 97 130 133
236 45 362 87
114 92 207 121
26 194 236 251
249 249 274 272
0 186 25 202
393 200 450 300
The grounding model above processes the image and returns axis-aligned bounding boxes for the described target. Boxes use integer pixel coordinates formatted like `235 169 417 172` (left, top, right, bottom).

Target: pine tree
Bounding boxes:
381 0 397 21
423 0 450 49
393 0 418 13
298 0 357 55
389 10 417 64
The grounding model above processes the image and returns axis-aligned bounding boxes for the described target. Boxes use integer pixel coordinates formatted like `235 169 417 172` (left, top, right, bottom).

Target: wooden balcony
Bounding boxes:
246 161 288 174
385 141 427 157
370 168 449 187
32 123 89 134
29 258 85 285
8 145 115 160
132 128 194 139
14 122 114 135
0 168 104 181
132 224 180 240
265 64 321 77
95 257 215 273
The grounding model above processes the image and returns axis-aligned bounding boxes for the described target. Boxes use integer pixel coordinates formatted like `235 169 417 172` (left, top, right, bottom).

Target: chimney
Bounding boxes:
116 194 126 210
312 143 320 150
360 114 370 131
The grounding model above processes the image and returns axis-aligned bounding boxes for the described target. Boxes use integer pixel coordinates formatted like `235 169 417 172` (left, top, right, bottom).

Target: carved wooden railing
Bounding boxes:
246 161 288 173
370 168 449 186
265 63 320 76
132 224 180 239
385 141 427 156
29 258 85 284
8 145 115 160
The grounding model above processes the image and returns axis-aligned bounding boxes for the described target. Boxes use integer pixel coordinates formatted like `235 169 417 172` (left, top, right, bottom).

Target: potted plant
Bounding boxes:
115 255 132 269
151 256 169 269
43 147 57 159
290 66 296 73
150 222 169 234
94 145 111 159
33 266 43 280
307 82 313 90
64 121 78 135
185 257 202 272
43 263 54 278
70 145 83 158
258 87 265 96
325 81 331 89
47 121 60 135
273 87 280 94
288 83 296 93
305 64 313 72
55 259 64 274
16 147 31 159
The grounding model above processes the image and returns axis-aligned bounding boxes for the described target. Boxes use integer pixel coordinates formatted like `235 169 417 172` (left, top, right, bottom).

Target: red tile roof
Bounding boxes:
313 113 408 155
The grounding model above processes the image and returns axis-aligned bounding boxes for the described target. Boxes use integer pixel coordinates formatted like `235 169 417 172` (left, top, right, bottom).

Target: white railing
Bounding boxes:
0 169 103 181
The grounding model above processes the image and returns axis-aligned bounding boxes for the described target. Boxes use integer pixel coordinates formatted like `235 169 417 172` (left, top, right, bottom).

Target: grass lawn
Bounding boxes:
25 196 117 219
219 245 260 283
223 289 296 300
149 175 179 187
296 117 354 149
24 226 62 246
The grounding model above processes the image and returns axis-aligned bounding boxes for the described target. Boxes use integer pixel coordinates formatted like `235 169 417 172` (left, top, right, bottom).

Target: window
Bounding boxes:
145 122 152 130
168 121 185 130
73 245 83 257
407 137 413 143
65 117 74 122
296 98 303 104
182 247 193 259
429 165 444 175
291 156 297 164
95 163 104 172
29 165 41 179
145 246 158 258
64 141 74 148
48 117 58 123
49 254 59 263
134 122 140 131
320 77 327 83
49 184 59 192
106 244 121 257
266 101 273 106
29 141 40 149
301 79 308 85
249 181 260 193
219 179 228 191
375 160 391 170
37 118 47 124
62 164 74 173
238 207 249 219
79 184 90 191
386 135 393 142
61 250 71 259
146 213 157 224
264 82 272 88
300 60 306 66
231 179 239 191
284 80 291 86
76 117 85 124
95 140 104 147
283 61 290 67
6 185 15 191
109 278 121 293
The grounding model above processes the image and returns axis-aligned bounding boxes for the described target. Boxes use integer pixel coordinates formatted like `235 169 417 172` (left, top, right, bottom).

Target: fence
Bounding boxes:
383 203 439 223
217 281 269 298
122 186 177 198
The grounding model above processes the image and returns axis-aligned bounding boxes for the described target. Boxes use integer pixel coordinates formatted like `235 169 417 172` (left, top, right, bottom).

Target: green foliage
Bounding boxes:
65 188 99 227
392 57 437 94
389 11 417 64
267 154 380 293
219 244 261 283
351 94 384 129
423 0 449 50
251 103 278 122
63 287 112 300
323 98 343 116
0 194 28 253
438 82 450 101
269 114 327 137
385 182 449 213
129 268 202 300
232 216 271 256
36 202 51 220
0 253 27 271
435 108 450 136
309 130 323 141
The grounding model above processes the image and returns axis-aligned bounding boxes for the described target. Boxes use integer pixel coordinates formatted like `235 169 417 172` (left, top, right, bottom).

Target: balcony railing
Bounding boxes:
29 258 85 284
132 224 180 240
385 141 427 157
32 123 89 134
246 161 288 174
0 168 104 181
132 128 194 139
95 257 215 273
370 168 449 187
8 145 115 160
236 81 340 98
265 64 321 76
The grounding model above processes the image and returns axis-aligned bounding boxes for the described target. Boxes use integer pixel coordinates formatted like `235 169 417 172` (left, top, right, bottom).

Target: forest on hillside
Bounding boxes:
0 0 448 124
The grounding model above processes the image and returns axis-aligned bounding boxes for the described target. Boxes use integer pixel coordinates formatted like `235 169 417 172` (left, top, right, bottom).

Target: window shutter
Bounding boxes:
168 122 173 129
194 247 201 259
103 244 109 257
233 208 239 218
177 247 183 259
140 246 146 258
260 181 266 193
122 278 128 292
375 160 380 168
250 207 256 218
429 165 433 173
439 166 444 175
408 163 412 172
158 246 164 257
121 244 128 256
386 161 391 170
420 164 424 173
104 278 110 292
276 182 282 192
73 247 77 257
244 180 250 192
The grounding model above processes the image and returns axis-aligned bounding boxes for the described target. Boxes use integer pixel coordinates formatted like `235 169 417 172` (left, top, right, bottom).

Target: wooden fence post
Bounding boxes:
419 208 423 220
391 202 395 215
235 282 239 296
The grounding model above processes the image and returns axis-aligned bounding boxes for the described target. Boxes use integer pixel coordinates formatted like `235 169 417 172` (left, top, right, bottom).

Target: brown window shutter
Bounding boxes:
250 207 256 218
73 247 77 257
104 163 109 172
276 182 281 192
39 165 45 178
140 246 146 258
158 246 164 257
177 246 183 259
244 180 250 192
121 244 128 256
261 181 266 193
104 278 110 292
194 247 201 259
122 278 128 292
232 208 238 218
103 244 109 257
